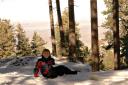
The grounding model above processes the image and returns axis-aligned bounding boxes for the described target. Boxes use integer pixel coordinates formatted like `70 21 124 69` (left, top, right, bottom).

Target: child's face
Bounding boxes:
42 51 50 58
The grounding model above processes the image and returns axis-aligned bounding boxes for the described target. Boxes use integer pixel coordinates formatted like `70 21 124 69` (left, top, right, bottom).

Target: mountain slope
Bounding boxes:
0 56 128 85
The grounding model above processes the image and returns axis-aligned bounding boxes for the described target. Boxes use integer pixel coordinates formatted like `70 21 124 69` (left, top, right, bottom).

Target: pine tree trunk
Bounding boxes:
56 0 65 55
113 0 120 70
48 0 56 56
90 0 100 71
68 0 77 62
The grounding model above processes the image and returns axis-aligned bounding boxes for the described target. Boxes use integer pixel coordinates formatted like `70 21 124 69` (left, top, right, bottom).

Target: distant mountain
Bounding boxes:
20 21 106 49
21 21 52 49
79 22 107 48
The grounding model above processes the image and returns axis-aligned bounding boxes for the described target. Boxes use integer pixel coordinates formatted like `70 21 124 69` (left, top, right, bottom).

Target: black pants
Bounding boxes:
43 65 77 78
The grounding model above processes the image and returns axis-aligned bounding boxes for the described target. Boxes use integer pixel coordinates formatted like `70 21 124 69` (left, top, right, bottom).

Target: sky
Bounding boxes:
0 0 106 23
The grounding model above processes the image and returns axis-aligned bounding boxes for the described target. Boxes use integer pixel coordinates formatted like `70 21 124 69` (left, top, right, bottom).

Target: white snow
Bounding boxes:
0 56 128 85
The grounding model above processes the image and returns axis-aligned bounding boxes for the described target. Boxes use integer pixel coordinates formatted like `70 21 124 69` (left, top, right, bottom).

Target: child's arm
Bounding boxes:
33 60 45 77
47 58 55 65
33 68 39 77
33 60 40 77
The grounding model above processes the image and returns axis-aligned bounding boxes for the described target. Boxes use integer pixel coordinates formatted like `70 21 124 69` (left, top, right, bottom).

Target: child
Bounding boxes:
33 49 77 78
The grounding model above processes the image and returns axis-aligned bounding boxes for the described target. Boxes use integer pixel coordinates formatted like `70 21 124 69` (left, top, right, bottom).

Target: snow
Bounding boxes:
0 56 128 85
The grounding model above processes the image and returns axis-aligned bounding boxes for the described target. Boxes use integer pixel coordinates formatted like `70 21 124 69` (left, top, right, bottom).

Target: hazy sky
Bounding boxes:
0 0 106 23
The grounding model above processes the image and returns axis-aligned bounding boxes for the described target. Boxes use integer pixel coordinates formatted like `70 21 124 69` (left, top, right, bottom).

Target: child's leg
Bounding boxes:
52 66 65 76
47 69 58 78
53 65 77 75
42 69 58 79
61 65 77 74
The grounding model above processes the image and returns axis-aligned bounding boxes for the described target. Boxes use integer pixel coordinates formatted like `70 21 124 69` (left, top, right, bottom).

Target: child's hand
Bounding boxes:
33 68 39 77
34 73 39 77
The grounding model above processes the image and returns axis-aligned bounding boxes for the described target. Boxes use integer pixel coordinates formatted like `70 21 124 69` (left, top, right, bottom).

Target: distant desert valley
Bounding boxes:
21 21 106 49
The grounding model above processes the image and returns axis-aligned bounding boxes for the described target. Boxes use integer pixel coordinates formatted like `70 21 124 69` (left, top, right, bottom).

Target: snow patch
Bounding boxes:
1 56 128 85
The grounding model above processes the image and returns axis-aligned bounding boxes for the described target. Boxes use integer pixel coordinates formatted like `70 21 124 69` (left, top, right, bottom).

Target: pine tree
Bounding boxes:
0 19 15 58
56 0 65 54
48 0 57 56
102 0 128 69
68 0 77 62
16 24 31 56
55 8 89 62
55 8 69 56
112 0 120 70
31 32 46 56
90 0 100 71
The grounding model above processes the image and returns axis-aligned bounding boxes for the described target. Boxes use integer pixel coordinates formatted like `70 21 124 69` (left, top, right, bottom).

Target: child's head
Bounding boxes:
42 49 50 58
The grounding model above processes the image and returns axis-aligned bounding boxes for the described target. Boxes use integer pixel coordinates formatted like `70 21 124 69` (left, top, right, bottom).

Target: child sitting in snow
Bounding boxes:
33 49 77 78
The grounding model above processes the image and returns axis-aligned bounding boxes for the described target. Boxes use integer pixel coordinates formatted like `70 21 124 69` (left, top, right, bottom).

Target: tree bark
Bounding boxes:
90 0 100 71
68 0 77 62
48 0 56 56
56 0 65 53
113 0 120 70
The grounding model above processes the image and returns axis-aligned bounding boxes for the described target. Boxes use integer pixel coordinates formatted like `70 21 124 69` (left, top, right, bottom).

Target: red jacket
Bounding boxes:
33 56 55 77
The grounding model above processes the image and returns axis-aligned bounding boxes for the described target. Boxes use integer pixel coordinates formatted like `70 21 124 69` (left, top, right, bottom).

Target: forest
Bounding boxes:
0 0 128 84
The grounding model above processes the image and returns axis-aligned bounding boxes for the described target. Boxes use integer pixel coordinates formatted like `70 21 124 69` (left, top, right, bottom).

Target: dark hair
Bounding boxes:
42 49 51 58
42 49 50 53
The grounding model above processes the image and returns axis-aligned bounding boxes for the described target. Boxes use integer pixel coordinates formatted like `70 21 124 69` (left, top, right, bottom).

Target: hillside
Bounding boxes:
0 56 128 85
